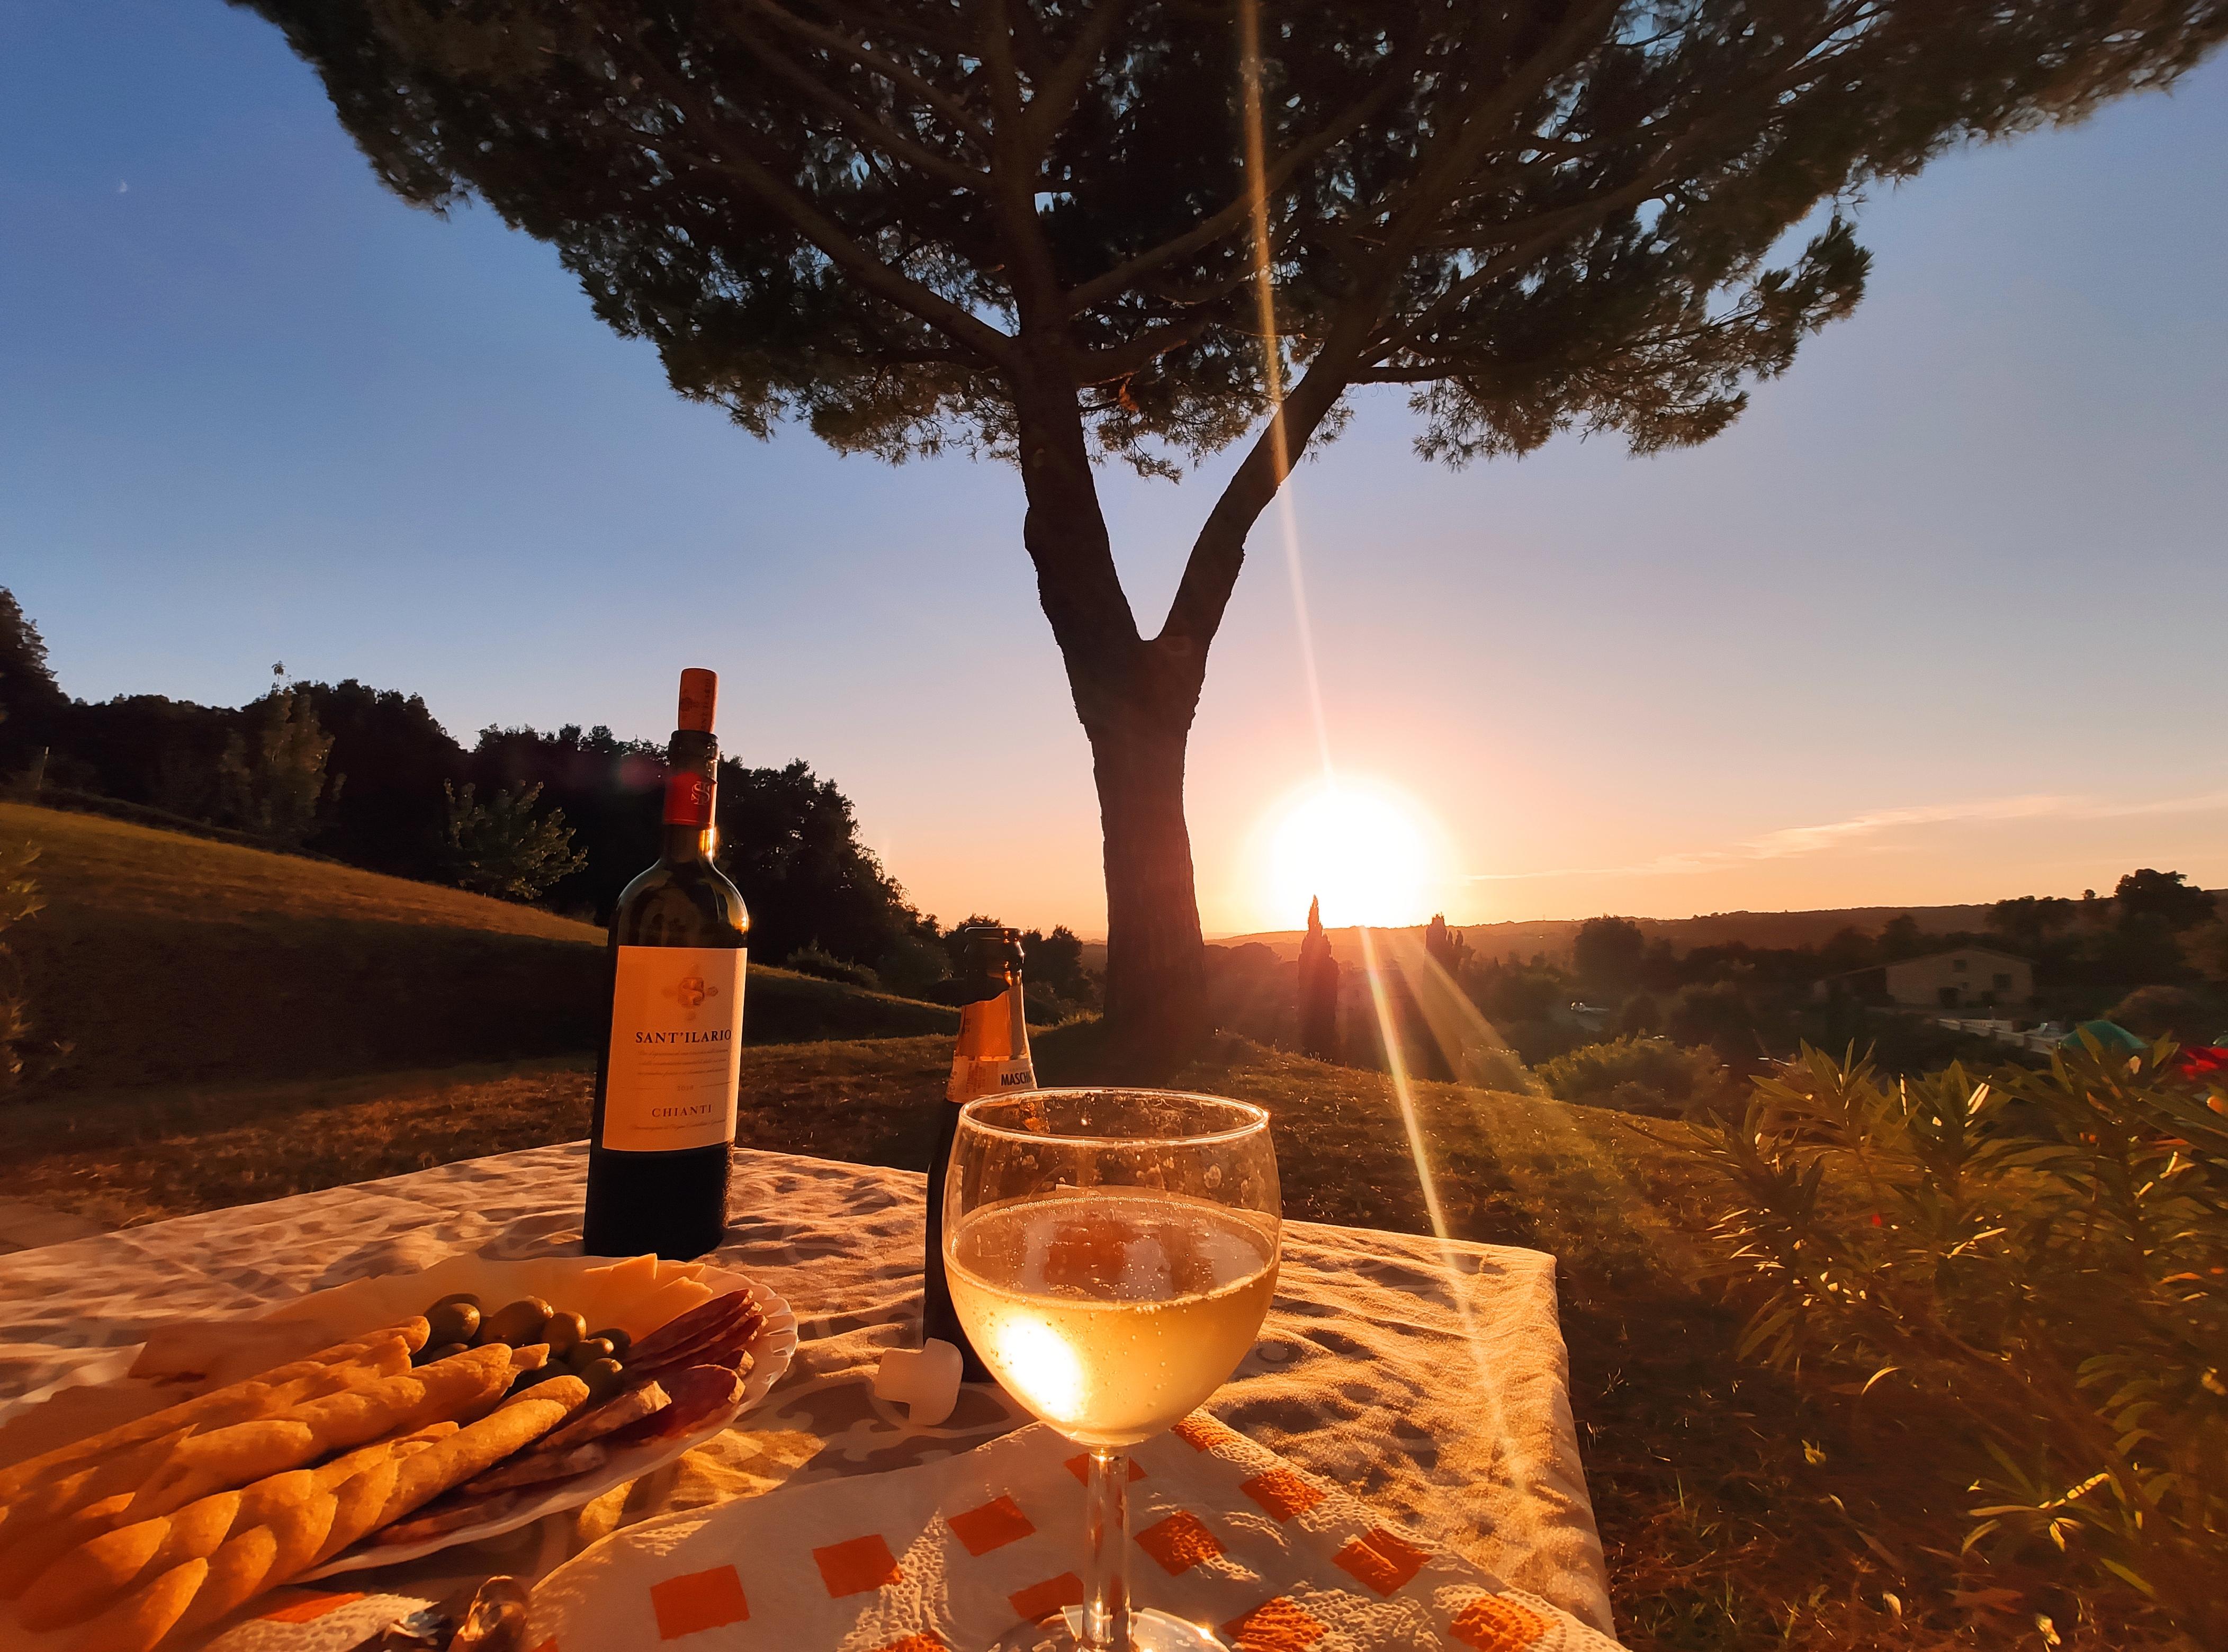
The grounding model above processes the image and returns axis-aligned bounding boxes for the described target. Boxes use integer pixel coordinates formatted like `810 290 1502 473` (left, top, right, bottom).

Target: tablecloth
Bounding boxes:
0 1144 1614 1638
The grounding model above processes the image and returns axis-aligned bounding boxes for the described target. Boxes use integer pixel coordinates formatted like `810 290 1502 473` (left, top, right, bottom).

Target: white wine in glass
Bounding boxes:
945 1089 1281 1652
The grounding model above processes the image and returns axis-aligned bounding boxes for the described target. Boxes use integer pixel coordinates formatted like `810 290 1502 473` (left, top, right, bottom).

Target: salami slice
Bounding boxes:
536 1379 671 1456
462 1440 610 1495
627 1290 757 1367
600 1364 745 1450
375 1489 527 1546
631 1330 755 1389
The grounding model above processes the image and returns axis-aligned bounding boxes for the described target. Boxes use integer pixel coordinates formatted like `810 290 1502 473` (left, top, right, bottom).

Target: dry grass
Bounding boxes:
3 1025 2151 1649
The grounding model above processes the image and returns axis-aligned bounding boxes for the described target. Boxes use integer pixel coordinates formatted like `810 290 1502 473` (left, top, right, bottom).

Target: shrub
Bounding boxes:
2108 983 2221 1044
438 781 588 902
1535 1035 1724 1116
1693 1041 2228 1644
1460 1044 1537 1096
780 945 883 992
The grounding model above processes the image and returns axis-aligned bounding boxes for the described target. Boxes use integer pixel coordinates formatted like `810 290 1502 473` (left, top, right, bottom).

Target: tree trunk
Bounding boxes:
1089 697 1209 1075
1008 369 1211 1073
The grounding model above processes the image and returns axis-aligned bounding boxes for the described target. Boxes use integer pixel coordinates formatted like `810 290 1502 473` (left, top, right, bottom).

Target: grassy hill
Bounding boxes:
1 802 954 1091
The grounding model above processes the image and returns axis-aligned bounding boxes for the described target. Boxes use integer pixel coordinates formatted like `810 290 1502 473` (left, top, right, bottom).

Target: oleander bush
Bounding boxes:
1537 1034 1728 1116
1693 1040 2228 1644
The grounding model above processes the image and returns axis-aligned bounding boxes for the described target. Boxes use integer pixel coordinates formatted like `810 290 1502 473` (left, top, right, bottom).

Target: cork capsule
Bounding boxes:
677 668 717 733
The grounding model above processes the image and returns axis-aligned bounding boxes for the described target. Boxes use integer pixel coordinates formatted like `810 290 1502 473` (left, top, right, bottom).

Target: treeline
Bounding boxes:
0 589 1093 1009
1458 874 2226 1069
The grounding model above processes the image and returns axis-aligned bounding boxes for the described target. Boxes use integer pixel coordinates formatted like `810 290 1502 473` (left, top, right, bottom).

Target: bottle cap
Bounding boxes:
677 668 717 733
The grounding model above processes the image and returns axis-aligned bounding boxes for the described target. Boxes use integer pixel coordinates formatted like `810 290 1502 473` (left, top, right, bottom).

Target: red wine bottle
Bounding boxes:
583 668 749 1260
923 923 1035 1380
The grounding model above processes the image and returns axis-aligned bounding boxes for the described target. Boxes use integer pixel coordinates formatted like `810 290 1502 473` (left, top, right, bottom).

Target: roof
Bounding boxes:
1883 946 2032 969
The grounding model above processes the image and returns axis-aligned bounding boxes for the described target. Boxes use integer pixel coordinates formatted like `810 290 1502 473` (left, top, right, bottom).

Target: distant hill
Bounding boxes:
1212 900 2034 964
2 802 954 1092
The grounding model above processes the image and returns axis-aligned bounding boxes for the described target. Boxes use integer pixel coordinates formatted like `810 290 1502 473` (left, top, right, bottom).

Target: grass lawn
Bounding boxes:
4 802 955 1091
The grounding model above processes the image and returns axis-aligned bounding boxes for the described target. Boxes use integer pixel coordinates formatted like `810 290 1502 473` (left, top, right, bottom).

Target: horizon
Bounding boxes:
6 5 2224 936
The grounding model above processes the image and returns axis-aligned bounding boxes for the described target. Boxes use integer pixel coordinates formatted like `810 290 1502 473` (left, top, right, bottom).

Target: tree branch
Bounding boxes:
734 0 991 146
730 25 992 191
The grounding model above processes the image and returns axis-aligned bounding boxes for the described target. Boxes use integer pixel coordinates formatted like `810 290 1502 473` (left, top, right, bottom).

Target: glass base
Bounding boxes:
989 1605 1228 1651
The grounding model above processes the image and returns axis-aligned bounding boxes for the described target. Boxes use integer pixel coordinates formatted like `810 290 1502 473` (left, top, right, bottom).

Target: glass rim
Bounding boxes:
955 1087 1271 1148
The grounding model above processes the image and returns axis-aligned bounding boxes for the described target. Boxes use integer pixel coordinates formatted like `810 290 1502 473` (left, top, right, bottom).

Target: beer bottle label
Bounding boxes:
947 986 1034 1103
602 945 746 1150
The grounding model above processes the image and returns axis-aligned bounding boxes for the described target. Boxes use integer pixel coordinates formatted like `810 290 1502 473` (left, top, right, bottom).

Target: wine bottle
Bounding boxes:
582 668 750 1260
923 923 1035 1380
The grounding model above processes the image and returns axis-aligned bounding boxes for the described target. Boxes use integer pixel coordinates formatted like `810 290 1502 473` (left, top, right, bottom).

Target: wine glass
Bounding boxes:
945 1089 1281 1652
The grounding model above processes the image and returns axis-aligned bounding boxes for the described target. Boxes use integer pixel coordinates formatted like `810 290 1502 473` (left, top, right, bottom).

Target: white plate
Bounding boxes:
0 1252 796 1591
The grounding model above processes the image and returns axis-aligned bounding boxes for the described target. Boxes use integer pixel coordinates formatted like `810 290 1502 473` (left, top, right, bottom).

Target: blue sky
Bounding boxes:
4 4 2224 935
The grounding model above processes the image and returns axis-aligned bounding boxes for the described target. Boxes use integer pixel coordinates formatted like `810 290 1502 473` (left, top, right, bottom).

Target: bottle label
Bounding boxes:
663 770 713 827
602 945 745 1151
947 987 1034 1103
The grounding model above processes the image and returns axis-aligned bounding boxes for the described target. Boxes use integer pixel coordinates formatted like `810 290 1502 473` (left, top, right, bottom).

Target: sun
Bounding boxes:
1261 780 1444 929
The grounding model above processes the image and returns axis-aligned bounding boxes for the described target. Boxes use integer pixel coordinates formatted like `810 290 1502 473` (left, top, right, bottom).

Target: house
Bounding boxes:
1883 947 2034 1010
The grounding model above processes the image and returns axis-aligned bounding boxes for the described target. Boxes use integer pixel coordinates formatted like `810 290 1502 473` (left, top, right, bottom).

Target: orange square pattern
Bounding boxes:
651 1566 750 1639
1064 1453 1146 1484
1169 1414 1225 1451
258 1592 366 1624
1450 1593 1548 1650
871 1637 949 1652
1134 1510 1226 1576
1009 1572 1086 1623
1222 1596 1329 1651
1333 1527 1433 1596
814 1533 904 1597
948 1494 1036 1557
1239 1469 1324 1522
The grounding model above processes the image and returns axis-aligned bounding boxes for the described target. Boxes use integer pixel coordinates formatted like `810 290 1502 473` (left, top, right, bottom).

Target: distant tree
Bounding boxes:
1022 923 1091 1001
2106 984 2219 1045
1880 914 1930 961
1296 897 1340 1061
1988 894 2076 951
0 589 67 778
2185 921 2228 986
1666 979 1760 1065
218 680 342 848
1423 913 1470 977
1573 915 1646 998
1614 992 1661 1036
297 680 468 878
233 0 2228 1065
438 780 590 901
2114 868 2217 931
1461 951 1570 1025
1816 924 1878 975
720 760 924 965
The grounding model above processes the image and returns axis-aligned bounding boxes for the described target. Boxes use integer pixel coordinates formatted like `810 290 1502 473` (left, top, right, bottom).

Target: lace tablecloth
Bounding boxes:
0 1144 1614 1637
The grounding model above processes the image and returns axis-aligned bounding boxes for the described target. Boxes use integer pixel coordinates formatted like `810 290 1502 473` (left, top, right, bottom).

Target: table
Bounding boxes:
0 1145 1615 1639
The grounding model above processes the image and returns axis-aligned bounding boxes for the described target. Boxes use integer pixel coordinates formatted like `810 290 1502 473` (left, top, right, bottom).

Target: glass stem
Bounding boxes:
1082 1447 1132 1650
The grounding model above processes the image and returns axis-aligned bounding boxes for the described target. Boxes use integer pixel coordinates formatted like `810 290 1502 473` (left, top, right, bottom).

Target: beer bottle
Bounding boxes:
923 922 1035 1379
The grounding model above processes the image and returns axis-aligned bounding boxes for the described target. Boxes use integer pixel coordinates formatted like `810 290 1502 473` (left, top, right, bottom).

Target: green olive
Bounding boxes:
542 1310 588 1357
425 1300 481 1348
588 1326 632 1360
565 1335 617 1371
477 1297 553 1348
579 1357 626 1404
416 1340 470 1366
508 1366 553 1396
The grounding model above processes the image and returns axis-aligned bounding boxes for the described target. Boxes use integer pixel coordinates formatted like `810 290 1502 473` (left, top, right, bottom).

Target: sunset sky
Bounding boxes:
5 5 2224 938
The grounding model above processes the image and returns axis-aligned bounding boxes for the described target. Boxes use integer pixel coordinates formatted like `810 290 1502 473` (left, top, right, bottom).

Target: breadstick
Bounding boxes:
122 1344 512 1521
375 1376 589 1532
0 1322 426 1505
62 1555 205 1652
22 1424 458 1631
